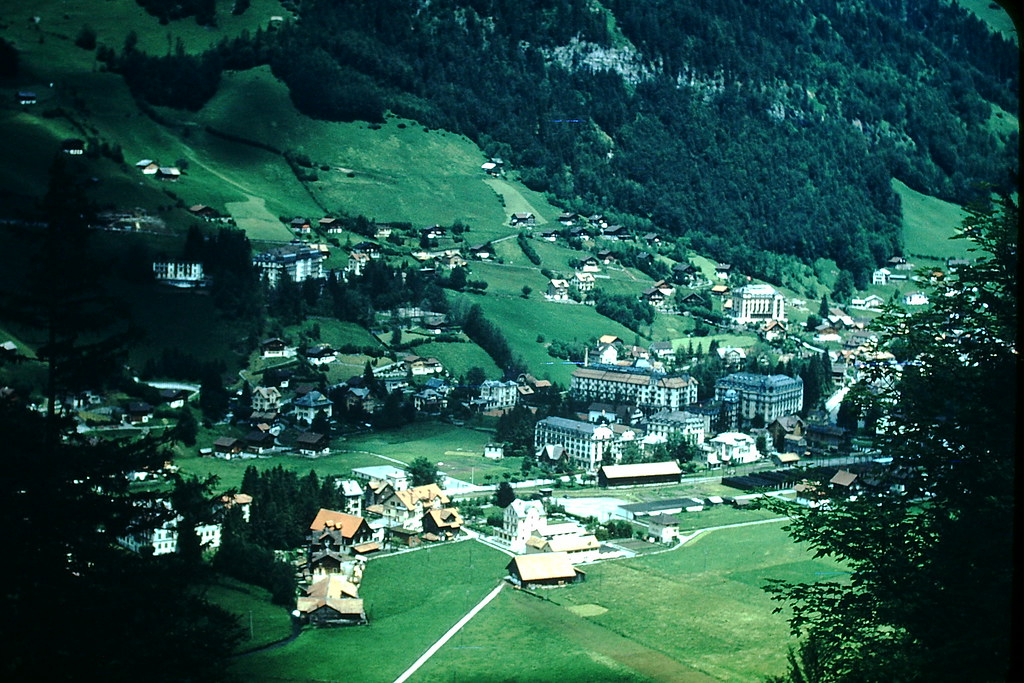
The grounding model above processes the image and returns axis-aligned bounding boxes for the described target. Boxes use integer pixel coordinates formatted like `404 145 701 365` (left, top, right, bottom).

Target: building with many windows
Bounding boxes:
714 372 803 425
642 409 706 445
570 364 698 415
152 261 205 288
253 243 325 286
731 283 786 323
534 416 616 473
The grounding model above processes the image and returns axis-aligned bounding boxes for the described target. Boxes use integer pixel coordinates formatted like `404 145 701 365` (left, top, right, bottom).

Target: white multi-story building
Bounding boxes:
731 283 786 323
152 261 205 288
571 364 698 414
118 500 223 556
534 416 617 472
251 386 282 413
501 498 547 553
714 372 803 424
707 432 760 466
478 379 518 411
644 409 706 445
253 243 324 286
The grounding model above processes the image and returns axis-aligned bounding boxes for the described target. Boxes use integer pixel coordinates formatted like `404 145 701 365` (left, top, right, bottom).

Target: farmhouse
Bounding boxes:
597 461 683 488
308 509 374 554
506 553 586 588
296 575 367 627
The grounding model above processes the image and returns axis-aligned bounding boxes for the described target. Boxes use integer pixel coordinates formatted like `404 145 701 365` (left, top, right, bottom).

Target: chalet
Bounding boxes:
402 355 443 376
320 217 344 233
125 402 153 424
261 338 288 358
648 340 674 359
293 390 333 424
830 469 859 496
213 437 243 459
304 345 337 366
156 166 181 181
761 320 788 341
640 287 667 309
420 225 447 240
714 263 732 280
773 452 801 467
903 292 929 306
290 217 312 234
481 161 500 175
580 256 601 272
540 229 560 241
140 162 159 175
672 262 698 284
422 508 463 541
568 226 590 240
851 294 885 309
308 509 374 553
598 461 682 488
506 553 586 588
527 533 601 562
469 243 494 260
188 205 222 221
244 429 275 454
379 484 450 530
510 212 536 227
296 575 367 626
297 431 331 456
643 232 662 245
483 443 505 460
546 279 570 301
602 225 630 241
596 250 617 265
558 211 578 226
351 241 382 259
805 424 846 451
158 389 190 409
572 271 595 293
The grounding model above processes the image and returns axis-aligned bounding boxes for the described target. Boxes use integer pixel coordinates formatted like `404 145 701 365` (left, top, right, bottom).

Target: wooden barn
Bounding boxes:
506 552 586 588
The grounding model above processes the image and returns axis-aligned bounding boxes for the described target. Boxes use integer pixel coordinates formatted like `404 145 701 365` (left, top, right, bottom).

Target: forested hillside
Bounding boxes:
108 0 1018 289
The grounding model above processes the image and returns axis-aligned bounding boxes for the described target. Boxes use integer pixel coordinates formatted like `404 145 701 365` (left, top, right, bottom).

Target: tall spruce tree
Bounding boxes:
0 158 242 681
763 200 1017 682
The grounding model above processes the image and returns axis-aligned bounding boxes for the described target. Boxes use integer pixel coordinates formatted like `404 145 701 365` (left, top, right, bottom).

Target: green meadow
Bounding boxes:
892 179 972 262
228 540 510 683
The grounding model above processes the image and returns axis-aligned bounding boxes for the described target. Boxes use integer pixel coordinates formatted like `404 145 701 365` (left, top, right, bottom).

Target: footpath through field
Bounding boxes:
391 581 505 683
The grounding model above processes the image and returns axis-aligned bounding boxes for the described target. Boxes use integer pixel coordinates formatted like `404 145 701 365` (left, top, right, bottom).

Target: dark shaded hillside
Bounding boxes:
118 0 1017 288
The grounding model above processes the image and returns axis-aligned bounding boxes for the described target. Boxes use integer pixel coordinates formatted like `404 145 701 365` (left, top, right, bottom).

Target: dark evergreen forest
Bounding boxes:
121 0 1018 288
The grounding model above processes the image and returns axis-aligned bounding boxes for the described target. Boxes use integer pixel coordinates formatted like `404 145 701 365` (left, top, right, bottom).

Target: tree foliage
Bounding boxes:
762 200 1017 682
406 456 440 487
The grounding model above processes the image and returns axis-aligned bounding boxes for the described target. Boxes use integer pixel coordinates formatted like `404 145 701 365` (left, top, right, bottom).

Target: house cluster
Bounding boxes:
499 497 612 588
525 339 808 475
134 158 181 181
118 492 252 556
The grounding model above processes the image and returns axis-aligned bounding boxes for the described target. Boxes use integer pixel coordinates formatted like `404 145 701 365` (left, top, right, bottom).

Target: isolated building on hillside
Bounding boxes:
152 261 205 288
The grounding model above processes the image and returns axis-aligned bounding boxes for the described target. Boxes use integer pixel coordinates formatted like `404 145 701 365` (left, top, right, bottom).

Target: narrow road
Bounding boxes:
392 582 505 683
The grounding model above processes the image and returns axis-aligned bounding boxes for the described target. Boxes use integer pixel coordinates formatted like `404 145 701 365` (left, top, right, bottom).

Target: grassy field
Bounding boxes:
892 179 971 262
955 0 1019 39
405 519 845 682
205 576 295 653
228 540 510 683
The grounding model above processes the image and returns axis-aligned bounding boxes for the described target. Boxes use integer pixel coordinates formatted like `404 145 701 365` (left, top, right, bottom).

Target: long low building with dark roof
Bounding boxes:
570 364 698 414
597 461 683 488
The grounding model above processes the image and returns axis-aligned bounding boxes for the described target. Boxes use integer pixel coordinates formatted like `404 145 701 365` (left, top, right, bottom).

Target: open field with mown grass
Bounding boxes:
892 179 972 262
229 540 510 683
408 520 845 682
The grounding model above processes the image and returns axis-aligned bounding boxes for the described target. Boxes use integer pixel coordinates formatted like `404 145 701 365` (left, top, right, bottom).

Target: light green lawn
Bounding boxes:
545 522 846 682
205 576 294 653
892 179 971 261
